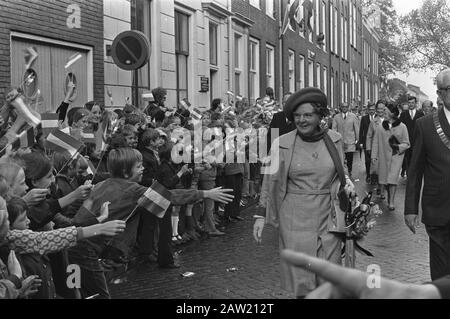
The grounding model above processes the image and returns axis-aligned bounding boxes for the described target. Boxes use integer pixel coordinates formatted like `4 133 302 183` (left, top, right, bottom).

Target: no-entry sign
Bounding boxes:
111 30 151 70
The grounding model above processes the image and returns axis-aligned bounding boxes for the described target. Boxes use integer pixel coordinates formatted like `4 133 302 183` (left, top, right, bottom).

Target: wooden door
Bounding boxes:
11 38 89 113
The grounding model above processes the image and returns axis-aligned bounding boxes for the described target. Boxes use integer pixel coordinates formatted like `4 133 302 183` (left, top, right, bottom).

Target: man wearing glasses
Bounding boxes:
405 68 450 281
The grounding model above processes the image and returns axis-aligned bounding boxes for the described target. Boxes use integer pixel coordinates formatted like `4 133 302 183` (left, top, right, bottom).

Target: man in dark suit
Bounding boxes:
405 68 450 281
267 93 296 152
358 102 376 183
399 95 424 177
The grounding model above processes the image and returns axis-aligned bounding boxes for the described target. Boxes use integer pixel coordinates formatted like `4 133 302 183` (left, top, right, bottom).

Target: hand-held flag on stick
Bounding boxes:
189 107 203 121
125 180 172 222
40 113 59 137
65 53 82 69
85 157 96 176
46 129 84 156
24 47 38 70
107 87 114 106
81 127 96 144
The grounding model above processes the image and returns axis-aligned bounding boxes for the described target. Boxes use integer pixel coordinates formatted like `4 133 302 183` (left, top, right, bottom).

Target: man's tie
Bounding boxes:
344 113 346 120
410 110 414 119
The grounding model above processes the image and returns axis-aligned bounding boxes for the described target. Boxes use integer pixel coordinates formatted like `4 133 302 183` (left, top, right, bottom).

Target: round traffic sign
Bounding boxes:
111 30 151 70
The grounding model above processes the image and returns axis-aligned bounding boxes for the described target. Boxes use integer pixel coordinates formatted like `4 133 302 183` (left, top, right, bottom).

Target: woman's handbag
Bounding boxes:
323 133 351 213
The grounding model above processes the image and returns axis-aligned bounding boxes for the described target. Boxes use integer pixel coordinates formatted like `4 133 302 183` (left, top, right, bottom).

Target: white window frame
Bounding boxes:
288 50 295 93
250 0 260 9
354 6 357 50
234 32 244 96
334 8 338 56
266 0 274 18
330 3 334 53
266 44 275 89
364 76 369 104
316 63 321 88
249 37 260 104
341 14 344 59
299 54 305 89
323 66 328 96
209 22 219 67
374 82 379 102
321 1 326 52
330 74 334 108
308 59 314 87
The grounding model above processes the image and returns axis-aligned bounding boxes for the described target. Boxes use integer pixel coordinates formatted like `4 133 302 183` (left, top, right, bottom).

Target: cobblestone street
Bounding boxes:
110 155 431 299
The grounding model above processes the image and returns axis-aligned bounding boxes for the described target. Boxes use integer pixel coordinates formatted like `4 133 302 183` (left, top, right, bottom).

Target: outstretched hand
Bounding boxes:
281 249 441 299
204 187 234 204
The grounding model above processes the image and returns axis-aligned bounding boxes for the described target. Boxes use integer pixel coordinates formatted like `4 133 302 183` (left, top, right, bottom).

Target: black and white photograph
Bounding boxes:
0 0 450 304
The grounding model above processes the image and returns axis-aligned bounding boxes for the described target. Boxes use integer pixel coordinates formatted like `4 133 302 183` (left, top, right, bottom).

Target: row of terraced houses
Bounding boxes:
0 0 380 112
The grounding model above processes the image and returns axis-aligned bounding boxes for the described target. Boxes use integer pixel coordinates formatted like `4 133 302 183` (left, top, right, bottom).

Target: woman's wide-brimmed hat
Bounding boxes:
283 87 327 121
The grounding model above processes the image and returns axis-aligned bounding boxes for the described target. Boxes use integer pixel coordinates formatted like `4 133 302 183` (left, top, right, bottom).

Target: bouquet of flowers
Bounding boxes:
344 192 383 268
346 192 383 240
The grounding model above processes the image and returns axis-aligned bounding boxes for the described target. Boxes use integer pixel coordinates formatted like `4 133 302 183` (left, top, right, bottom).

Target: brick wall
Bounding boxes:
0 0 104 104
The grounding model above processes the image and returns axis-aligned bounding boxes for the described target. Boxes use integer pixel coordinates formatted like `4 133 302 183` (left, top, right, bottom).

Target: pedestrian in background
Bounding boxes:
371 103 410 210
332 103 359 179
359 102 376 183
399 95 424 178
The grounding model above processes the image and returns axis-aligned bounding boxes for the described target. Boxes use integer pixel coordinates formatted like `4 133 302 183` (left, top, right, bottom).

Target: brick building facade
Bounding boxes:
0 0 380 112
0 0 104 112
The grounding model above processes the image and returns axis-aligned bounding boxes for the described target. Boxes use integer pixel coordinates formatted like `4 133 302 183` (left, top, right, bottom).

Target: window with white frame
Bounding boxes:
330 74 334 108
330 3 334 53
323 67 328 96
334 8 338 56
341 14 344 58
321 1 326 52
309 2 315 43
250 0 260 9
374 82 379 102
175 10 189 102
344 19 349 60
315 0 320 37
353 3 357 48
299 55 305 89
350 2 353 47
249 38 260 105
209 23 218 66
350 71 354 100
308 59 314 87
266 0 274 18
364 76 369 103
358 73 362 102
234 33 243 95
373 51 378 76
364 40 369 70
288 50 295 93
346 76 349 103
131 0 151 91
266 44 275 89
316 63 321 88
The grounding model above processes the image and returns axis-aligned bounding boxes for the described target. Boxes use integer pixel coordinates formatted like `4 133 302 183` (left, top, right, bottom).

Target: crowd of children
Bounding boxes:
0 85 276 299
